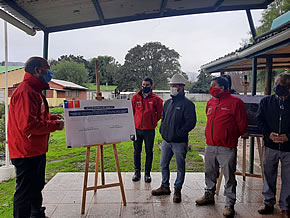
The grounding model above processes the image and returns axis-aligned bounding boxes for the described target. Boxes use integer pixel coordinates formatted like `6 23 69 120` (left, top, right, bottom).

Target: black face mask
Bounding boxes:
273 85 289 97
142 87 151 94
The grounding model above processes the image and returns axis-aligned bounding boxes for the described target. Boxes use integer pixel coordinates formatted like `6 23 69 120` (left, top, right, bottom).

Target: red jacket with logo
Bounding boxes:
131 90 163 130
205 90 248 148
8 72 60 159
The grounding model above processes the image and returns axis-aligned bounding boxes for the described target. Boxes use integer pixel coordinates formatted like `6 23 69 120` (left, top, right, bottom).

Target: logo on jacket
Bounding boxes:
221 107 230 111
207 107 212 115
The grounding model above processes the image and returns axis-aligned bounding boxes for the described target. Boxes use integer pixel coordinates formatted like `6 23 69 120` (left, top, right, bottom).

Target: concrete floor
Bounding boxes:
42 172 283 218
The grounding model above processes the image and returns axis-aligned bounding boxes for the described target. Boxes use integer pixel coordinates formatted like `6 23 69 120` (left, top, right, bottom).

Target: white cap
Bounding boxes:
169 74 187 85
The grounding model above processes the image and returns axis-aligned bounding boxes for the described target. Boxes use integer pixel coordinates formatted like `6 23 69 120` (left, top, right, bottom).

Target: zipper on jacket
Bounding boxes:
278 98 284 150
141 97 147 128
211 98 220 145
226 128 229 144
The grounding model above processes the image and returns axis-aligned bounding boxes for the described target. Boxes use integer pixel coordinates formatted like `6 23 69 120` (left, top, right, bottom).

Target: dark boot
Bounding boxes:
282 210 290 218
195 191 215 205
258 204 274 215
145 172 151 183
173 188 182 203
132 170 141 182
151 185 171 196
223 205 235 217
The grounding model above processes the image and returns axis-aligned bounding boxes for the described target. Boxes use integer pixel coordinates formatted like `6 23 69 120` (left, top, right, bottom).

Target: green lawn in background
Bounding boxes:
0 101 207 217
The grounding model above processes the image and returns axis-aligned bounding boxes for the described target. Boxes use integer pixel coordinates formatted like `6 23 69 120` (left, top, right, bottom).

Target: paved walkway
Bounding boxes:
42 172 283 218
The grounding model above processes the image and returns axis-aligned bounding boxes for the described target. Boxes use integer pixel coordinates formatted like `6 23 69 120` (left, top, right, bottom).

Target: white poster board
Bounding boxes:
64 99 136 148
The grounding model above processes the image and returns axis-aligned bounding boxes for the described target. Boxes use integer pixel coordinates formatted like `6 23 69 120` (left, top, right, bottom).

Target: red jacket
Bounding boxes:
131 90 163 130
205 90 248 148
8 72 60 158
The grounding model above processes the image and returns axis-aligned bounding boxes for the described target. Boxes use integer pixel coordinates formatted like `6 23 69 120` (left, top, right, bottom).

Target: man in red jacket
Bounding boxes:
131 78 163 183
195 76 248 217
8 57 64 218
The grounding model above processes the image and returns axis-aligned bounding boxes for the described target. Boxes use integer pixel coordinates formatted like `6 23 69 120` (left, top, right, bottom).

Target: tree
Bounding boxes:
189 71 213 93
51 61 88 86
87 56 120 84
256 0 290 36
57 55 89 69
116 42 183 91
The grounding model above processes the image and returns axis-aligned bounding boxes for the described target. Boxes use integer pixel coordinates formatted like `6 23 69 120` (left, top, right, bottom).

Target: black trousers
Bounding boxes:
133 129 155 173
11 154 46 218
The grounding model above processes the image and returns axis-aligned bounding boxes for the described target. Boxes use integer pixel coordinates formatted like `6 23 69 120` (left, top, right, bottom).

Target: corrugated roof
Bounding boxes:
50 79 88 90
200 21 290 73
0 66 23 74
0 0 274 33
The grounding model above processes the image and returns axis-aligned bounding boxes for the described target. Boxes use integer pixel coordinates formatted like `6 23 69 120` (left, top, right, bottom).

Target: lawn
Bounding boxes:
0 101 207 217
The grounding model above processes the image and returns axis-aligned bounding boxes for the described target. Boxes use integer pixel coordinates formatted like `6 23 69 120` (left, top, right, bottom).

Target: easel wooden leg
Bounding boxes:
94 146 100 194
256 137 264 182
81 146 90 214
216 169 223 195
242 138 247 181
100 145 105 185
113 144 127 206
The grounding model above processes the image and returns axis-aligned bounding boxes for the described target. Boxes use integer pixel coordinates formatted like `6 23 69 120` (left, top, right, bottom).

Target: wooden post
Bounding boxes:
95 59 103 100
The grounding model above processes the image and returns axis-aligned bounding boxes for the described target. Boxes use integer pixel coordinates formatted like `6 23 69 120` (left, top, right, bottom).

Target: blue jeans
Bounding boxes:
160 140 188 190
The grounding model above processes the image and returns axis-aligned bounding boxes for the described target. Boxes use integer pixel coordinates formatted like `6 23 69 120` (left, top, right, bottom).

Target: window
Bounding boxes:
66 90 72 97
57 91 65 98
74 90 79 97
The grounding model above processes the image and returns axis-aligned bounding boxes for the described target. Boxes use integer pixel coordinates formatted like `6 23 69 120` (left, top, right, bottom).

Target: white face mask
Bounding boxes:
170 87 179 96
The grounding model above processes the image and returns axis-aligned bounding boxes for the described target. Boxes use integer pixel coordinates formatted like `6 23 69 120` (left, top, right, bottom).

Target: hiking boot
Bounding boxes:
173 188 182 203
258 204 274 215
282 210 290 218
144 172 151 183
195 192 215 205
223 205 235 217
151 185 171 196
132 170 141 182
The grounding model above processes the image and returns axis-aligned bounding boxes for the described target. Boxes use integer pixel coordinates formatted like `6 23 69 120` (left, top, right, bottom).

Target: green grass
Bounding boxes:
0 101 207 217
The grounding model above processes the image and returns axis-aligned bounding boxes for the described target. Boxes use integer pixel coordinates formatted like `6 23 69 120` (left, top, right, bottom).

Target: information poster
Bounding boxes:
64 99 136 148
232 94 265 135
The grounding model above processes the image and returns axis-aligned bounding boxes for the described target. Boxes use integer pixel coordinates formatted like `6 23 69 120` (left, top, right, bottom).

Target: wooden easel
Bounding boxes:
81 60 126 214
81 143 126 214
216 75 264 194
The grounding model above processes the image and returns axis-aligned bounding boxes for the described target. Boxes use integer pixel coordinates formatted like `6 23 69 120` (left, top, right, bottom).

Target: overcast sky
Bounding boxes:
0 10 263 80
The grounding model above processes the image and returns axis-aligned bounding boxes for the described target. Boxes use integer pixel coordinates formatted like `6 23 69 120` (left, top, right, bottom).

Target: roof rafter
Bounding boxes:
213 0 224 11
1 0 47 31
91 0 105 24
160 0 168 17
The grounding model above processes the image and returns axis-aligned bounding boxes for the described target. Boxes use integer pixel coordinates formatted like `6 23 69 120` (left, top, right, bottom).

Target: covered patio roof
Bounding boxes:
0 0 274 34
200 21 290 74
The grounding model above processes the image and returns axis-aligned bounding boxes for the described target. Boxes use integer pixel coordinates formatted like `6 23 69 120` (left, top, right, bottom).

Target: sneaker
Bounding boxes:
195 192 215 205
151 185 171 196
132 170 141 182
281 210 290 218
258 204 274 215
223 205 235 217
144 172 151 183
173 188 182 203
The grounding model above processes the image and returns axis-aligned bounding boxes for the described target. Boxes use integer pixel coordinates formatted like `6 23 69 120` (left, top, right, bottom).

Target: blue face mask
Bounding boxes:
43 69 53 83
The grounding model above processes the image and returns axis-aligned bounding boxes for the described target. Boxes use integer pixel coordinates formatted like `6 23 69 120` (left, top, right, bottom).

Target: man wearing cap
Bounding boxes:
131 78 163 183
8 57 64 218
151 74 196 203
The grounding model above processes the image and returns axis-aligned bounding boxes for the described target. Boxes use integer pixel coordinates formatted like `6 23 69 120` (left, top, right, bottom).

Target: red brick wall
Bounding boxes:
46 90 53 98
49 82 63 90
